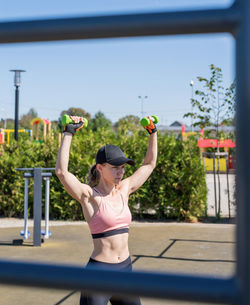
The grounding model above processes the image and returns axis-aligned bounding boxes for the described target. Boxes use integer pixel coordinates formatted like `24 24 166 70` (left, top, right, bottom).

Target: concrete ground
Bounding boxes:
0 220 235 305
206 174 236 218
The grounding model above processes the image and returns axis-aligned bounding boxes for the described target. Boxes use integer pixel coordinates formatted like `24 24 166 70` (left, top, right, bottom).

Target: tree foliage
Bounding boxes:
114 115 141 135
0 119 14 129
184 64 235 135
89 111 112 131
19 108 38 129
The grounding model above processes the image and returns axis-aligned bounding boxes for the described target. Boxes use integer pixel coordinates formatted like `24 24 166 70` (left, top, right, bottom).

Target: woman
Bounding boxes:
55 116 157 305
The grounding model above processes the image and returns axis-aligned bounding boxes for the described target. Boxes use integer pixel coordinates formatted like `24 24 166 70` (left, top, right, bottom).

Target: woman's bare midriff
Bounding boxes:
91 233 129 263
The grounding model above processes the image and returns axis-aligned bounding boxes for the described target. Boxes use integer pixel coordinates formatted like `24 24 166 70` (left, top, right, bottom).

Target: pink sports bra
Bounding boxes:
88 187 132 239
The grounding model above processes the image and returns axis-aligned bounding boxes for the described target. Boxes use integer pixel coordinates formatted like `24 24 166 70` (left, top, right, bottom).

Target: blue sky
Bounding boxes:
0 0 234 126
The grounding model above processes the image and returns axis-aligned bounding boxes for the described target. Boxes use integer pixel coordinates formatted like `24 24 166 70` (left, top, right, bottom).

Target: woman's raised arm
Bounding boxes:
56 128 92 204
122 130 157 195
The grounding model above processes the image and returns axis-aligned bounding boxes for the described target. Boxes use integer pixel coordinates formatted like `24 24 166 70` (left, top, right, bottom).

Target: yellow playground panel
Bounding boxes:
0 129 30 144
198 139 235 172
203 157 227 172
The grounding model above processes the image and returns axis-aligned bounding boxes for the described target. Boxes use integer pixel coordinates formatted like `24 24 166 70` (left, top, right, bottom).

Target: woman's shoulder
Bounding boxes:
117 182 130 200
81 185 101 208
79 183 97 201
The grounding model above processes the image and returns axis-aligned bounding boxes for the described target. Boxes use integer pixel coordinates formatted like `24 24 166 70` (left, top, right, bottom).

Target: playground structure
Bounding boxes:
30 117 51 141
0 117 52 144
182 125 236 218
0 128 31 144
198 138 236 172
181 125 236 172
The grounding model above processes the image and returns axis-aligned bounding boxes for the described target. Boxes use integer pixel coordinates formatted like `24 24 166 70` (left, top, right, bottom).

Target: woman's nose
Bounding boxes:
118 168 124 174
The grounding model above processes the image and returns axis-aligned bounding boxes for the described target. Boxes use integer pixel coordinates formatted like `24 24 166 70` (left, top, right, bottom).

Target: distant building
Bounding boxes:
169 121 186 127
158 120 235 133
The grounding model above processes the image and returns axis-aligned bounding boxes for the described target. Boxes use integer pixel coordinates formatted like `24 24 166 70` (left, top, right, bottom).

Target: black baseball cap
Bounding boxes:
96 145 135 166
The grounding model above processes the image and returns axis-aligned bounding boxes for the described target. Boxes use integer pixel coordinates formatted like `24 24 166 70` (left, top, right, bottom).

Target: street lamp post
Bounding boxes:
190 80 194 132
138 95 148 117
10 69 26 142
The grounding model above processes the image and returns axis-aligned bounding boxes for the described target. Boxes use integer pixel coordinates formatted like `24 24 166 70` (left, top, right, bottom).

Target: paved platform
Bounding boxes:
0 220 236 305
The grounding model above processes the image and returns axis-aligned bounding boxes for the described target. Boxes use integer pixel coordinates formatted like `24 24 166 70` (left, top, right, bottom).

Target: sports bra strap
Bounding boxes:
93 187 102 195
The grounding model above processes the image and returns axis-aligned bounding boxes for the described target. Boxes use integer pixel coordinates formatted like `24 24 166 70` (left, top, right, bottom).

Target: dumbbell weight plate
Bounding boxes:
61 115 72 126
140 117 150 127
152 115 159 124
82 118 88 128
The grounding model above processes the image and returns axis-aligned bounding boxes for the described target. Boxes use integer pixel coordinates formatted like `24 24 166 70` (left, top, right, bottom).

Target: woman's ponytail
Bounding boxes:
87 164 100 187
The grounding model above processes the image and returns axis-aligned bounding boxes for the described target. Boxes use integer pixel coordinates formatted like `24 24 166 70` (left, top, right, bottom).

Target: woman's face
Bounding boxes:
97 163 126 185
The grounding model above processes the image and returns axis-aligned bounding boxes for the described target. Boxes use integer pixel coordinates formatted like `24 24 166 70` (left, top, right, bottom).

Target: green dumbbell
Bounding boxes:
140 115 159 127
61 114 88 128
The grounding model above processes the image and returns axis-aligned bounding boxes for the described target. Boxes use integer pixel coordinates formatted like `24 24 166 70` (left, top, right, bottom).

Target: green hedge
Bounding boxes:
0 129 207 221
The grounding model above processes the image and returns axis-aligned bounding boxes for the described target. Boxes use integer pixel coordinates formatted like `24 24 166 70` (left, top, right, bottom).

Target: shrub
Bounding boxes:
0 130 207 221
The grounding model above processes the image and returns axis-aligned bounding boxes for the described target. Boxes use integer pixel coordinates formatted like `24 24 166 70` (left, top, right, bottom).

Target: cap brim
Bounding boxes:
108 157 135 166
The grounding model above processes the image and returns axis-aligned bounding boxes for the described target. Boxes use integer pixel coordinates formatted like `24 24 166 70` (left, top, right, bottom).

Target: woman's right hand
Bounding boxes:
69 116 84 124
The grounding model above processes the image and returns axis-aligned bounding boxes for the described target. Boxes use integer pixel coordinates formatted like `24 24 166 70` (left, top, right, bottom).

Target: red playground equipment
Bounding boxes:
181 125 236 171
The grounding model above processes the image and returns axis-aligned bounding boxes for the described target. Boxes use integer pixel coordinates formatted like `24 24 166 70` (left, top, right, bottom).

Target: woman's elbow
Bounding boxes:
55 168 66 179
144 161 157 170
151 161 157 170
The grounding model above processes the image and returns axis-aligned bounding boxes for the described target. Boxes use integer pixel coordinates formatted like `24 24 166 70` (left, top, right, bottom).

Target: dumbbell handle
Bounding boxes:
140 115 159 127
61 114 88 128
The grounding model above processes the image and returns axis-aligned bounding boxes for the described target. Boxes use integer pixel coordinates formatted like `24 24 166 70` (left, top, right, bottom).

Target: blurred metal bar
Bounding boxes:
0 6 240 44
235 0 250 304
16 168 55 171
0 259 239 303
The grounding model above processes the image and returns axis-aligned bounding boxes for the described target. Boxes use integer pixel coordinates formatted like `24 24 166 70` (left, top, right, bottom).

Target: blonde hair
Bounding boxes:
87 164 100 187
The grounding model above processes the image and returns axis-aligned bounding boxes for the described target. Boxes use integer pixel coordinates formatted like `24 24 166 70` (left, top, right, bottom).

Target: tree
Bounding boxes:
183 64 236 138
60 107 91 121
19 108 38 129
0 118 14 129
114 115 141 134
90 111 112 131
183 65 236 219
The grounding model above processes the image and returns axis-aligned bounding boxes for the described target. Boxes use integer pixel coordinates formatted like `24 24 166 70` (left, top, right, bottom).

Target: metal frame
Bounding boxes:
16 168 54 246
0 0 248 303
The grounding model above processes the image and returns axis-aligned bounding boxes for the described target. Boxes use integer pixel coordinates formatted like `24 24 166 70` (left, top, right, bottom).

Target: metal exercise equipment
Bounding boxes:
16 168 54 246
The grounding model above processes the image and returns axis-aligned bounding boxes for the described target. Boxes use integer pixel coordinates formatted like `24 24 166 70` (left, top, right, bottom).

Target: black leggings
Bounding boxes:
80 257 141 305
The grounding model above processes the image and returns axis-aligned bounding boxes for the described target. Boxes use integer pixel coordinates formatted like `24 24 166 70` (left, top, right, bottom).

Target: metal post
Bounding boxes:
138 96 148 117
33 168 42 247
226 153 231 219
202 152 206 171
212 153 218 218
10 69 26 142
236 0 250 303
14 86 19 141
216 153 221 218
